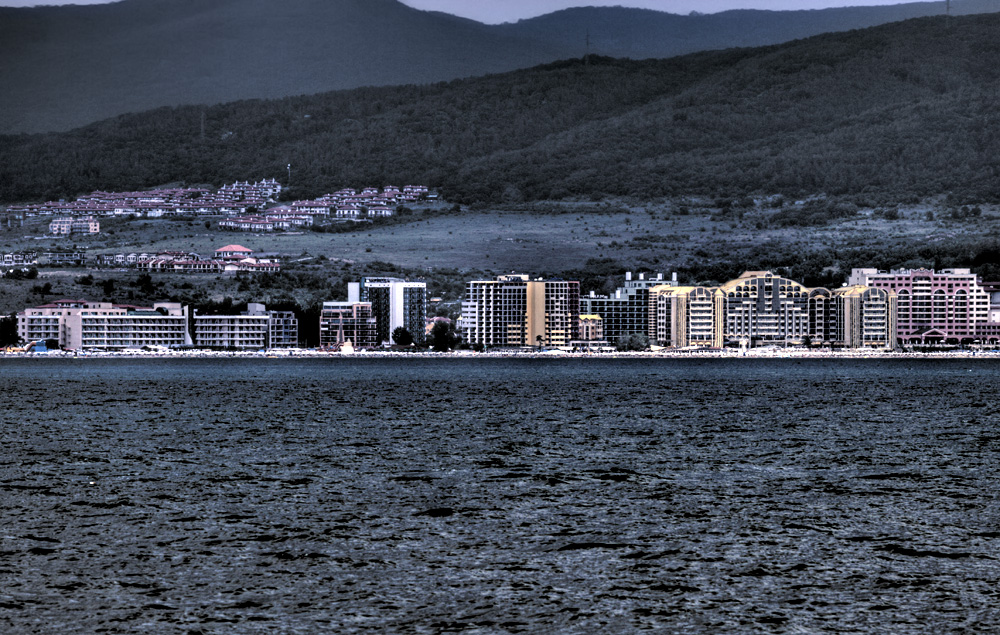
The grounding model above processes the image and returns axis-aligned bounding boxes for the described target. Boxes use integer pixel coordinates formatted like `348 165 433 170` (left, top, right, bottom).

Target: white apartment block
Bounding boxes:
352 278 427 345
193 303 295 349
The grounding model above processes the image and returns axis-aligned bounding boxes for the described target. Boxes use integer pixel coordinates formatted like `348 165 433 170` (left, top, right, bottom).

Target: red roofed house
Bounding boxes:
215 245 254 260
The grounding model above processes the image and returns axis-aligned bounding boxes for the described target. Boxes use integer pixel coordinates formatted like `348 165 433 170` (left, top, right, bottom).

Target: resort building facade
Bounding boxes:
461 275 580 348
193 303 297 350
581 272 675 343
351 277 427 346
848 268 991 344
18 300 191 350
319 302 378 349
648 271 897 349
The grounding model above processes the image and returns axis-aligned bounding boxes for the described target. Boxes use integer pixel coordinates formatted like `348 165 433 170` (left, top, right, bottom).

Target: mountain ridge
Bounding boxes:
3 0 1000 133
3 13 1000 206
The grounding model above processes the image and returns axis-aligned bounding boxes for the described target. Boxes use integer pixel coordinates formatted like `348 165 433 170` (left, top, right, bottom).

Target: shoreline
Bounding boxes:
3 348 1000 360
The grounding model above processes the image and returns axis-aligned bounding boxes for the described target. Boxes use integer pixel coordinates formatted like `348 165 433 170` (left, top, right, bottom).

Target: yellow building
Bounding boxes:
578 314 604 342
648 272 898 350
648 286 721 348
830 286 898 348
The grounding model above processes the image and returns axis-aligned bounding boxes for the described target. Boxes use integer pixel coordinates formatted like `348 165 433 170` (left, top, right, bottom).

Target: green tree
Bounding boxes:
0 314 19 347
616 333 648 352
430 320 457 352
392 326 414 346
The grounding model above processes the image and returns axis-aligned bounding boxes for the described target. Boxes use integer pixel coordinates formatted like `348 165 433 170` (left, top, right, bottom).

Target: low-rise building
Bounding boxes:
48 216 100 235
193 303 298 349
17 299 191 350
2 252 37 266
42 251 86 266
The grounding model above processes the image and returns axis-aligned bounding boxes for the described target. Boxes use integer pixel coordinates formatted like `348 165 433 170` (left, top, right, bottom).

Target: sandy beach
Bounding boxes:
4 348 1000 360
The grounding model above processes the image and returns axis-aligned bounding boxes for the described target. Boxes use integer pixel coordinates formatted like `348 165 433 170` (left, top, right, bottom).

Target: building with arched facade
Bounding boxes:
848 268 989 344
648 271 897 349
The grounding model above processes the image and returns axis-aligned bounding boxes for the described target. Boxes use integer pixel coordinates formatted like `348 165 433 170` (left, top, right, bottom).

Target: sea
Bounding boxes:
2 357 999 634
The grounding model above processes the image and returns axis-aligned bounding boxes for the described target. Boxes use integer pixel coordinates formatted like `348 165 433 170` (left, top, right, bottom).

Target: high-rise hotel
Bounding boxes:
461 275 580 347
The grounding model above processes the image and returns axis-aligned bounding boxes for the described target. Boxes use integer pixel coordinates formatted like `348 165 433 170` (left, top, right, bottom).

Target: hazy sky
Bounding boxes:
0 1 919 23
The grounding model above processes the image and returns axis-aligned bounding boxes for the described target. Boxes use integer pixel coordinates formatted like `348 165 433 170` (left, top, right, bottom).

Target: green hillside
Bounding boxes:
2 0 997 134
2 14 1000 205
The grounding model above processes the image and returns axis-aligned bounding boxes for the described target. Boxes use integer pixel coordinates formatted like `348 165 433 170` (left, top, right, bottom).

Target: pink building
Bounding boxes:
849 268 991 344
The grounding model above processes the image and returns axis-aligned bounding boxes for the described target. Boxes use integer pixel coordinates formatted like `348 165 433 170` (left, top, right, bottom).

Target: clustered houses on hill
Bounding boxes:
5 182 434 227
95 244 280 274
218 185 432 232
6 179 282 218
2 252 38 266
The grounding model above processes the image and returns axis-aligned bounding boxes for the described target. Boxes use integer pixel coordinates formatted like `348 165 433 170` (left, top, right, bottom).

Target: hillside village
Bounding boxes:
5 180 433 231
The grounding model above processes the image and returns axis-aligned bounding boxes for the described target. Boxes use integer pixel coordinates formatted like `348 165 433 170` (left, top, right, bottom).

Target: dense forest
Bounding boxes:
3 14 1000 206
3 0 997 133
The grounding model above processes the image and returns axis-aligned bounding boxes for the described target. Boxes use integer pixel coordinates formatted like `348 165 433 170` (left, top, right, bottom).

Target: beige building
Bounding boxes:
648 286 720 348
829 286 897 348
49 216 100 236
18 299 191 350
578 315 604 341
461 275 580 348
648 272 897 349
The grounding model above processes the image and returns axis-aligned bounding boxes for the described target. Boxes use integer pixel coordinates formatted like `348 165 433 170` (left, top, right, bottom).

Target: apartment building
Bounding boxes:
580 272 675 343
647 272 897 349
269 311 299 348
461 275 580 348
352 277 427 345
18 300 191 350
193 303 299 349
829 286 898 349
717 272 814 345
49 216 100 235
648 286 720 348
848 268 991 343
319 302 378 349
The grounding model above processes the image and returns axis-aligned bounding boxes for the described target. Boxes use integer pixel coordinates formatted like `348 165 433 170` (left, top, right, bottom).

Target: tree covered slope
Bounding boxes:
2 14 999 205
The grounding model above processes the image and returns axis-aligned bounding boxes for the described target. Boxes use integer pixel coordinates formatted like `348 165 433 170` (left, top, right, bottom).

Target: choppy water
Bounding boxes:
2 357 999 633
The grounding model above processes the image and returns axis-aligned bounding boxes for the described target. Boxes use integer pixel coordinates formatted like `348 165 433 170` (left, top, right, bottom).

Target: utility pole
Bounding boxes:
287 163 291 186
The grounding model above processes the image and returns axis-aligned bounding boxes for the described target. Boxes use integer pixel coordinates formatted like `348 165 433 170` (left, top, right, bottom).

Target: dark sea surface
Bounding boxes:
2 357 999 634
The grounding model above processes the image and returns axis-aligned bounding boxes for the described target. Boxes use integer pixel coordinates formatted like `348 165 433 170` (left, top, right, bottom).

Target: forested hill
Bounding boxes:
2 0 999 134
499 0 1000 60
3 14 1000 206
